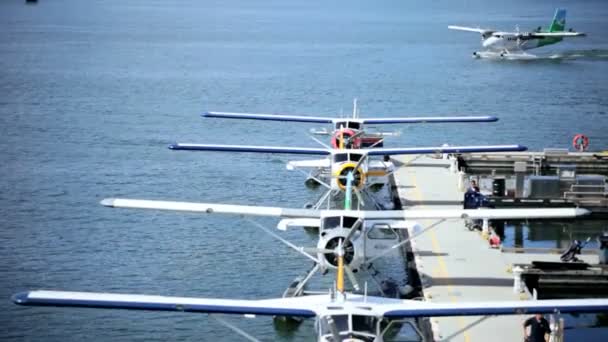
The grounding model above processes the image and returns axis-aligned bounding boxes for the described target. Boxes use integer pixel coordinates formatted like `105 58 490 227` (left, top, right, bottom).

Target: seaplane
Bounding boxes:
98 189 590 297
13 230 608 341
169 142 527 210
202 99 498 149
449 8 586 59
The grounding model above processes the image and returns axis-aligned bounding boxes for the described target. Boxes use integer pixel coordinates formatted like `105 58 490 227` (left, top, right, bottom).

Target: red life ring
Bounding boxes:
572 134 589 151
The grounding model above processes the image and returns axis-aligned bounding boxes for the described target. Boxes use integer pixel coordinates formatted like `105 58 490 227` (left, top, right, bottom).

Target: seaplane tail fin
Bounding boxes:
366 144 526 156
12 290 318 317
549 8 567 32
383 298 608 318
202 112 333 124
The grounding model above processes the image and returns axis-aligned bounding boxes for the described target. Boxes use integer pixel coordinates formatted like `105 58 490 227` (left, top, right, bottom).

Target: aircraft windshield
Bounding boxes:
350 153 363 162
320 314 349 335
367 223 398 240
382 320 423 342
335 121 361 130
319 314 378 341
352 315 377 334
334 153 348 163
342 216 359 229
323 217 341 230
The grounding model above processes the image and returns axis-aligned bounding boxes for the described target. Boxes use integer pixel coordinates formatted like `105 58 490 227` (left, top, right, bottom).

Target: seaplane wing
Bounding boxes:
169 143 330 156
12 290 318 317
382 298 608 318
448 25 495 36
366 144 526 156
360 208 590 221
102 198 589 221
13 290 608 318
202 111 333 123
360 116 498 124
100 198 321 218
529 31 586 38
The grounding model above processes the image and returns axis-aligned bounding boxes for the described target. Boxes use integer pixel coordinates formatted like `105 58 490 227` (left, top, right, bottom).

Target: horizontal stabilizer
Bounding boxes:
169 143 330 156
203 112 333 123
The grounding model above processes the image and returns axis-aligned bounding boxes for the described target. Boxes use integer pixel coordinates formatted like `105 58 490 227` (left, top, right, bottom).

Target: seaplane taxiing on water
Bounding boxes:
449 8 586 59
13 200 607 342
202 99 498 149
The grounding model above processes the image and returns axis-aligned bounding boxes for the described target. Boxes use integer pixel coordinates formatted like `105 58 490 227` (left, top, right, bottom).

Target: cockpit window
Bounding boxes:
323 217 341 230
334 153 348 163
347 122 361 129
352 315 377 334
350 153 363 162
382 320 423 342
320 315 349 335
335 121 361 130
342 216 359 229
367 223 398 240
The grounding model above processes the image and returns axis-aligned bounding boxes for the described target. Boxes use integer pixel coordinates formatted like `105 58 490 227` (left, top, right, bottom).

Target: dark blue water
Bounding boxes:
1 0 607 340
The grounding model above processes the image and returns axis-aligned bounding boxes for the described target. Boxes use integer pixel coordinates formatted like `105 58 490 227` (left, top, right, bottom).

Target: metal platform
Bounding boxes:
391 155 600 342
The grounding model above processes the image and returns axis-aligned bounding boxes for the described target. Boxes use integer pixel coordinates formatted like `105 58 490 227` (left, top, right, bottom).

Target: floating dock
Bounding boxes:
391 155 599 342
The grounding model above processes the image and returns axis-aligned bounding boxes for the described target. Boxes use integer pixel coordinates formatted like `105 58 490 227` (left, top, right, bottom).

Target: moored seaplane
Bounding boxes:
202 99 498 149
13 235 608 341
449 8 586 59
98 195 590 297
169 143 527 210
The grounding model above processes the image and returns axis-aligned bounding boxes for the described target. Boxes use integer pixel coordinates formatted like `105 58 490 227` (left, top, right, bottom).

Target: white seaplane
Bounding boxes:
14 228 608 342
97 193 590 297
449 8 586 59
202 99 498 149
169 142 527 210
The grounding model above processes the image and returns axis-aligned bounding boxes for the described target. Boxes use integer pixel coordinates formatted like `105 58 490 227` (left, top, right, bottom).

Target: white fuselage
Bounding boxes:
481 32 539 52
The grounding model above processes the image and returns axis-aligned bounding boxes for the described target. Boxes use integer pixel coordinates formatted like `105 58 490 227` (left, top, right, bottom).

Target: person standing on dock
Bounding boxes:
523 313 551 342
469 179 480 193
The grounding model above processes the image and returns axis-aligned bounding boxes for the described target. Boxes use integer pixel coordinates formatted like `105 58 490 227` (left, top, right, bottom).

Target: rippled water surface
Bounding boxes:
1 0 607 341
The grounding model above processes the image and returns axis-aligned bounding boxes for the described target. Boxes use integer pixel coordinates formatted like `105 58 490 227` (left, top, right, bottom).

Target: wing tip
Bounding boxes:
514 145 527 152
12 291 30 305
575 208 592 216
100 198 116 207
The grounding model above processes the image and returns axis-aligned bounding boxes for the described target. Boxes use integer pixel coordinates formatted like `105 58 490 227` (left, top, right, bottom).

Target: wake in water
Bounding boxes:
473 49 608 62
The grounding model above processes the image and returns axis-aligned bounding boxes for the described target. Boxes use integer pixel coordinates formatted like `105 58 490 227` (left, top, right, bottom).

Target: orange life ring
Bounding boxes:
572 134 589 151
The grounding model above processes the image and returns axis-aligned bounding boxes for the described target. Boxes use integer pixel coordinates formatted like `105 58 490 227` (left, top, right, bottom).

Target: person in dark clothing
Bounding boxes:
523 314 551 342
469 179 480 193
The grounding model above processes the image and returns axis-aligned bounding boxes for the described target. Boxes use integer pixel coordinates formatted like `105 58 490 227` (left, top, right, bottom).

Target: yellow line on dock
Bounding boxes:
407 168 471 342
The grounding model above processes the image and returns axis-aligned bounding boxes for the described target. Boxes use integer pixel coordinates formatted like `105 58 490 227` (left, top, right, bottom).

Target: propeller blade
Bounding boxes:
303 247 334 254
336 239 345 293
344 265 361 291
344 218 362 242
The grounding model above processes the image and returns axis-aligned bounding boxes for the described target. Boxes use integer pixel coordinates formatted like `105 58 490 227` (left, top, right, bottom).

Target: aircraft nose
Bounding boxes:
482 38 492 48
